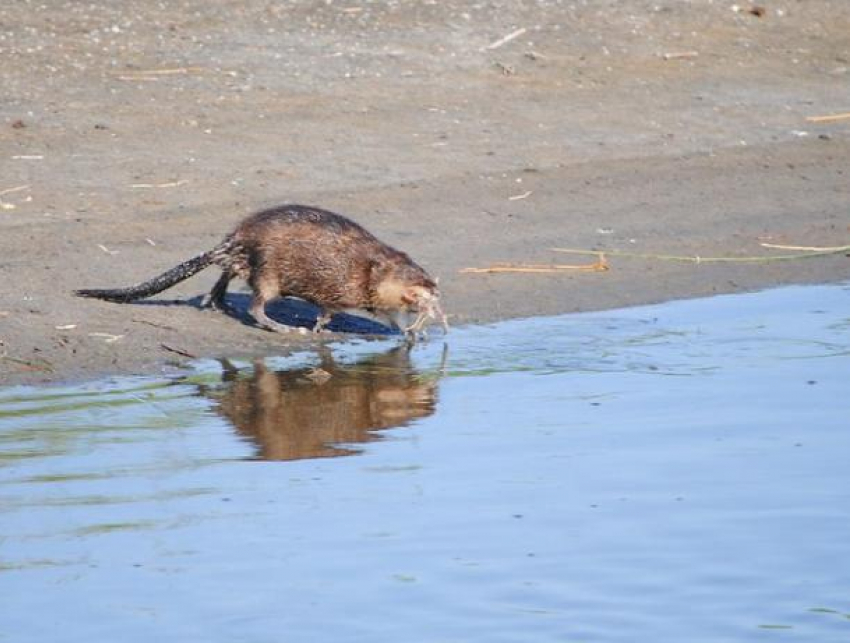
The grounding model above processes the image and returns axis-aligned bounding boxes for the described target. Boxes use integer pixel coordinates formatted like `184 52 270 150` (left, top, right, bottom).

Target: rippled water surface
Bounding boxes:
2 284 849 642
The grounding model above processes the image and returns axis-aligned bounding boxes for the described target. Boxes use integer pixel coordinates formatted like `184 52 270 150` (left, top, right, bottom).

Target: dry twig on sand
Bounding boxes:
661 51 699 60
132 319 178 331
160 343 197 358
114 67 206 81
88 332 125 343
0 184 30 210
551 244 850 264
483 27 527 51
131 179 188 189
461 256 608 274
0 355 54 372
0 185 29 197
759 242 850 252
805 112 850 124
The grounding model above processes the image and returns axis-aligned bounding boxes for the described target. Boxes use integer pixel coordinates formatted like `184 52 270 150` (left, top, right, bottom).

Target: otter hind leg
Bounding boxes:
247 275 299 334
201 271 235 313
249 294 299 334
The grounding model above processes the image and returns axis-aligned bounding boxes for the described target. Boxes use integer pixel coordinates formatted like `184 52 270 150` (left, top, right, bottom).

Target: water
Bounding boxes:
1 284 849 642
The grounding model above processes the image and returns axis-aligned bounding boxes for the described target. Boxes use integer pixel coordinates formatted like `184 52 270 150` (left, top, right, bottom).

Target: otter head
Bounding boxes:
372 264 448 337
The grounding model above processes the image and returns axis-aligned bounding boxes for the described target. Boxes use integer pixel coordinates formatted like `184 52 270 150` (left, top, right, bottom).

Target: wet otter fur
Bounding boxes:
76 205 447 337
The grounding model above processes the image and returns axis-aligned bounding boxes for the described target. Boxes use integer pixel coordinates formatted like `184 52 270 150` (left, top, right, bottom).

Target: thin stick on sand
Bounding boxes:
759 242 850 252
130 179 189 189
483 28 527 51
0 185 29 197
661 51 699 60
805 112 850 124
551 245 850 264
114 67 205 78
0 184 30 210
461 256 608 274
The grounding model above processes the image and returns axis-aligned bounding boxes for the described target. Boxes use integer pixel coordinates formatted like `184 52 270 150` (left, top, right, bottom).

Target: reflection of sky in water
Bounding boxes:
1 283 849 642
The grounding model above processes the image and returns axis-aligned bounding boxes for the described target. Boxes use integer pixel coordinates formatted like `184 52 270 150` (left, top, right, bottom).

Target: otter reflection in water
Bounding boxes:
204 345 444 461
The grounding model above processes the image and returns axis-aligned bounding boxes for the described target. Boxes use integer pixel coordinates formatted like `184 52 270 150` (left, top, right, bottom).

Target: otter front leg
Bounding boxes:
376 310 424 342
313 310 335 334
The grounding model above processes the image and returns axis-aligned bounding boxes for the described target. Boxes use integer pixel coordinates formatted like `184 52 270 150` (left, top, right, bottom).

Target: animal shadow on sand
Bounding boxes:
132 293 396 336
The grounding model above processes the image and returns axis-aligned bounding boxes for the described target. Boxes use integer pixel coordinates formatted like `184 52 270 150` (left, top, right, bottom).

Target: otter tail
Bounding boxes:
76 239 234 303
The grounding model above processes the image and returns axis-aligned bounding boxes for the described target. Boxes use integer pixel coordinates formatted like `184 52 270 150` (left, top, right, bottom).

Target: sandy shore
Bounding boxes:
1 1 848 385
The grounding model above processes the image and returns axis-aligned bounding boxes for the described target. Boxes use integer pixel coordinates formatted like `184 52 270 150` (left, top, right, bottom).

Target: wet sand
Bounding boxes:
1 0 849 385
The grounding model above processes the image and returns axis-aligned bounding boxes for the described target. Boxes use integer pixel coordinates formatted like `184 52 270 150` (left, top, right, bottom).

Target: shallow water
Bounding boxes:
2 284 849 642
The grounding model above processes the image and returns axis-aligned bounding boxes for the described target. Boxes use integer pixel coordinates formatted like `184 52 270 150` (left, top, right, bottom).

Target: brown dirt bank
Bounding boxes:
1 1 849 385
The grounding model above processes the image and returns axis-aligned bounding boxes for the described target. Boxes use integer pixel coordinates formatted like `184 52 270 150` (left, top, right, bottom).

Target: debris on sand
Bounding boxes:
0 354 54 373
661 51 699 60
88 332 125 343
732 5 767 17
0 185 30 210
759 242 850 252
160 343 197 358
130 179 189 189
112 67 206 81
551 243 850 264
461 256 608 274
482 27 527 51
806 112 850 124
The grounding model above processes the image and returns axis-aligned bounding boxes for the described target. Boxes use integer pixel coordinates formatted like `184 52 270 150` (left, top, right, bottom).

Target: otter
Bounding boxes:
76 205 448 337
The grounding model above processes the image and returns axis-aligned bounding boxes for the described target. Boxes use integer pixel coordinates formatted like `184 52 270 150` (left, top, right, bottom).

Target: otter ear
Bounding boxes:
402 286 435 306
401 289 417 305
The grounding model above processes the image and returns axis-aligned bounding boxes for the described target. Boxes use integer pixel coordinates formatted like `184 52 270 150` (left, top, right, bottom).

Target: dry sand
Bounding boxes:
1 0 848 385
